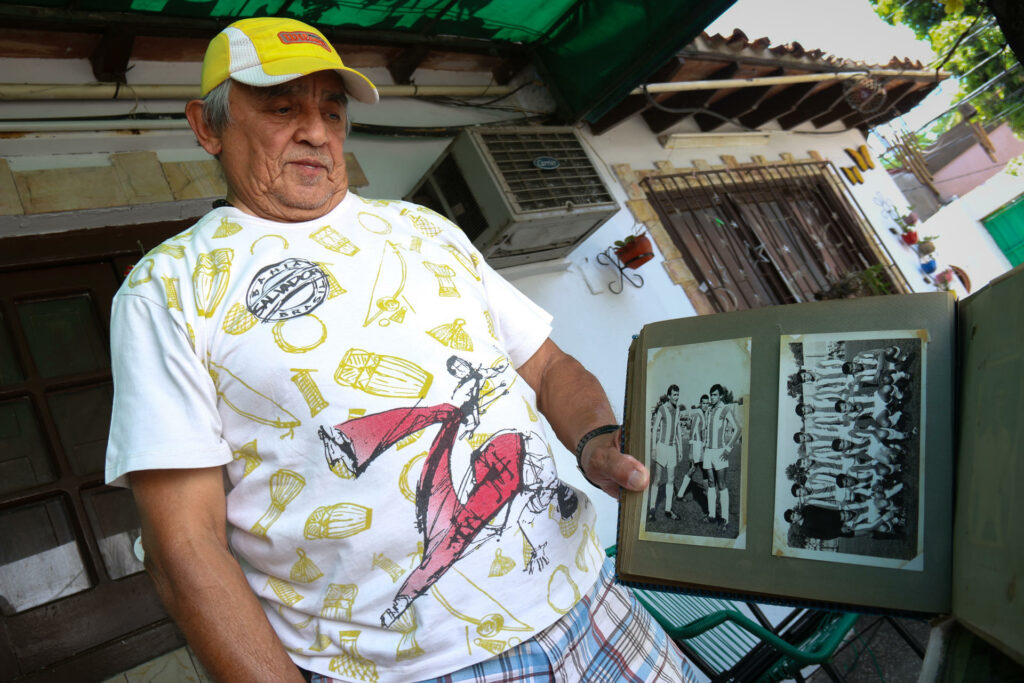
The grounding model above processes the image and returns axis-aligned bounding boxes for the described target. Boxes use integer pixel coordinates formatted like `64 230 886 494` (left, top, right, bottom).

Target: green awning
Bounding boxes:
0 0 735 121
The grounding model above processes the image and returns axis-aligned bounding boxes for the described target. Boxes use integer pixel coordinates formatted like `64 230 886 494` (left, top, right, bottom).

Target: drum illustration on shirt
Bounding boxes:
423 262 460 298
309 224 359 256
193 248 233 318
251 469 305 537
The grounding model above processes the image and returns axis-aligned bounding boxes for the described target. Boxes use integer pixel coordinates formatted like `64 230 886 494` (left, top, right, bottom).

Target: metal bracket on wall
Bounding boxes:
596 247 644 294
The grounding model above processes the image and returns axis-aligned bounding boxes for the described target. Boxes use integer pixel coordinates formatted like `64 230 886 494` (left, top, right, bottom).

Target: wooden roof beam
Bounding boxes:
388 44 429 85
859 85 933 130
777 82 844 130
642 62 739 134
811 97 857 128
90 26 134 83
841 81 915 128
589 56 688 135
737 80 817 128
491 54 531 85
694 66 783 131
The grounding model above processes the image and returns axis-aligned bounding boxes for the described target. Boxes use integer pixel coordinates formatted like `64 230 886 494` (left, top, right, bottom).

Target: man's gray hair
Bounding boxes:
201 80 233 134
200 79 352 136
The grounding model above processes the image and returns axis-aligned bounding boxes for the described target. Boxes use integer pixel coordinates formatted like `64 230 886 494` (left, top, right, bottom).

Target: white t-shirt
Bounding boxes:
105 193 603 682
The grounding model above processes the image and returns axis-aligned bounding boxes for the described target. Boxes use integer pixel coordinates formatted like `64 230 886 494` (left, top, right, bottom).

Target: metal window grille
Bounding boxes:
479 131 614 212
641 161 907 313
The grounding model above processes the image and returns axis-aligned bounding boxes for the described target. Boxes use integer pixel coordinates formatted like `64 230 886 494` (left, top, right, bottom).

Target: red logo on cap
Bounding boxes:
277 31 332 52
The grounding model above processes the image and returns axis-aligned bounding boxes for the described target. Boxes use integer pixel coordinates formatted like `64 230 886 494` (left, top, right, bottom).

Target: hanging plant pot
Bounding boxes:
614 234 655 270
900 230 919 246
917 239 936 256
935 268 955 288
920 256 938 274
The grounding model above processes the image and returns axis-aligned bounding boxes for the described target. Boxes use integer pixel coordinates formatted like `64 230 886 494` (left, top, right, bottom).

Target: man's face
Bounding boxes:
710 389 721 405
668 389 679 405
207 72 350 222
700 397 709 411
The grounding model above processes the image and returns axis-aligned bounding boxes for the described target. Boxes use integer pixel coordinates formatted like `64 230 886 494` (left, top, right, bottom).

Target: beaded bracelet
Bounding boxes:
573 424 620 487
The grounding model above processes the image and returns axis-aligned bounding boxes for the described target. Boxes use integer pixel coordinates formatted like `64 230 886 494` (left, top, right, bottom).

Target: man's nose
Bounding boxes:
294 107 329 146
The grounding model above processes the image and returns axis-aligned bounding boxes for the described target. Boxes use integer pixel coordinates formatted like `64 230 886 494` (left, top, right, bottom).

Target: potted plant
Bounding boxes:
613 231 655 269
916 235 938 256
934 268 955 290
899 212 919 246
920 255 938 274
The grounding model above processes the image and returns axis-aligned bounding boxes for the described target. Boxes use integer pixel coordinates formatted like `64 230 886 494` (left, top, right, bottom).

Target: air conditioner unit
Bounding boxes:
405 126 619 268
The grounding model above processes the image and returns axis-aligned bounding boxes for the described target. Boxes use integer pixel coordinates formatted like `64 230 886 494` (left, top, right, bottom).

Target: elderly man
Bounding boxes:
105 16 691 683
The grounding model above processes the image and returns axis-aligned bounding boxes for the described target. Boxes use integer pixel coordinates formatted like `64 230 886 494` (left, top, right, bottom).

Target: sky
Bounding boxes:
706 0 957 135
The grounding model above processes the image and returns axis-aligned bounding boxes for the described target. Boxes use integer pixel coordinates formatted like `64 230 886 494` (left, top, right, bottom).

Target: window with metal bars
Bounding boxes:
642 161 906 313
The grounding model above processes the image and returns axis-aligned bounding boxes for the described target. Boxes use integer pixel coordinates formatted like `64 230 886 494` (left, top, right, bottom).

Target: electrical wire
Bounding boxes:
351 115 551 138
434 79 534 107
902 160 1018 185
641 86 758 130
422 96 545 115
934 14 984 74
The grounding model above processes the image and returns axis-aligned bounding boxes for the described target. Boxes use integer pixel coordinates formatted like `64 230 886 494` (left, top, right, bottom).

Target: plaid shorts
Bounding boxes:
305 558 696 683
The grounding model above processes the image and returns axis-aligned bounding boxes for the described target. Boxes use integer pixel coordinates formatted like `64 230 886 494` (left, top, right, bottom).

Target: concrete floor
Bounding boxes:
808 614 931 682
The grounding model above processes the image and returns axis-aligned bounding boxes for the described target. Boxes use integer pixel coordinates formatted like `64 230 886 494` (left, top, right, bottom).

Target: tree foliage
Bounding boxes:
870 0 1024 136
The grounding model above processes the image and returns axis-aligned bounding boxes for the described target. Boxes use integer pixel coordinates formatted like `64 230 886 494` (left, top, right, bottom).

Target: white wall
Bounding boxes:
911 168 1017 292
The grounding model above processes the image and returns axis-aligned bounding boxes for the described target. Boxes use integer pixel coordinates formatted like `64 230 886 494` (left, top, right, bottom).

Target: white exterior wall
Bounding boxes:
911 168 1017 289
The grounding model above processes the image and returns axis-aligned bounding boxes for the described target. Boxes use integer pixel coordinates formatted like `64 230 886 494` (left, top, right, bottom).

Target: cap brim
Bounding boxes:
337 67 379 105
230 58 379 105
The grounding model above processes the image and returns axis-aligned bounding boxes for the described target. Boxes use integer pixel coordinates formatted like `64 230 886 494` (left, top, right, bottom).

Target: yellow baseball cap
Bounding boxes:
201 17 379 104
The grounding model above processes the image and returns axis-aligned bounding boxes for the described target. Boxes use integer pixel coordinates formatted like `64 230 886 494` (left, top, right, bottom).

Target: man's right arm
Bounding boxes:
131 467 304 683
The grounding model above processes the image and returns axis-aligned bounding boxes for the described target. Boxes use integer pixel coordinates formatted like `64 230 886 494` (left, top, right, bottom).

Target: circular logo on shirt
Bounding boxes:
246 258 330 321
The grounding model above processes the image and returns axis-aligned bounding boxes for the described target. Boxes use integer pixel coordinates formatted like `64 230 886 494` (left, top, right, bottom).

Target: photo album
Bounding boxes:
615 266 1023 664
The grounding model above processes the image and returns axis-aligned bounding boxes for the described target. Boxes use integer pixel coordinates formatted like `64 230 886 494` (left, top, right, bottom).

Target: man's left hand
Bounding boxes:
580 430 648 499
517 338 649 500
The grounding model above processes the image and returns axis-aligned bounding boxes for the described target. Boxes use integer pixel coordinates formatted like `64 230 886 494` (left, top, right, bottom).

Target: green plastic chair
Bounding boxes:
607 547 859 682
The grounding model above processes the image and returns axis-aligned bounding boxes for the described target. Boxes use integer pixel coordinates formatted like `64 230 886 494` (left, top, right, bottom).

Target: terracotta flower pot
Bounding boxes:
900 230 919 246
614 235 655 269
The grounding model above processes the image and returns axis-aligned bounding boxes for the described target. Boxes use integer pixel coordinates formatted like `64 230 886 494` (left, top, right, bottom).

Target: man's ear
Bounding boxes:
185 99 223 157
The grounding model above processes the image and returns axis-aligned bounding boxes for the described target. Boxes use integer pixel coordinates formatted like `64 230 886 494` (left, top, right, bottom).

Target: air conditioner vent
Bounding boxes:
479 131 614 212
405 126 619 268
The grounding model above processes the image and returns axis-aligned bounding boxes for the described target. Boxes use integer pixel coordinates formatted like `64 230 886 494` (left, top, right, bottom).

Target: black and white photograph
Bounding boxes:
639 338 750 549
773 332 925 570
